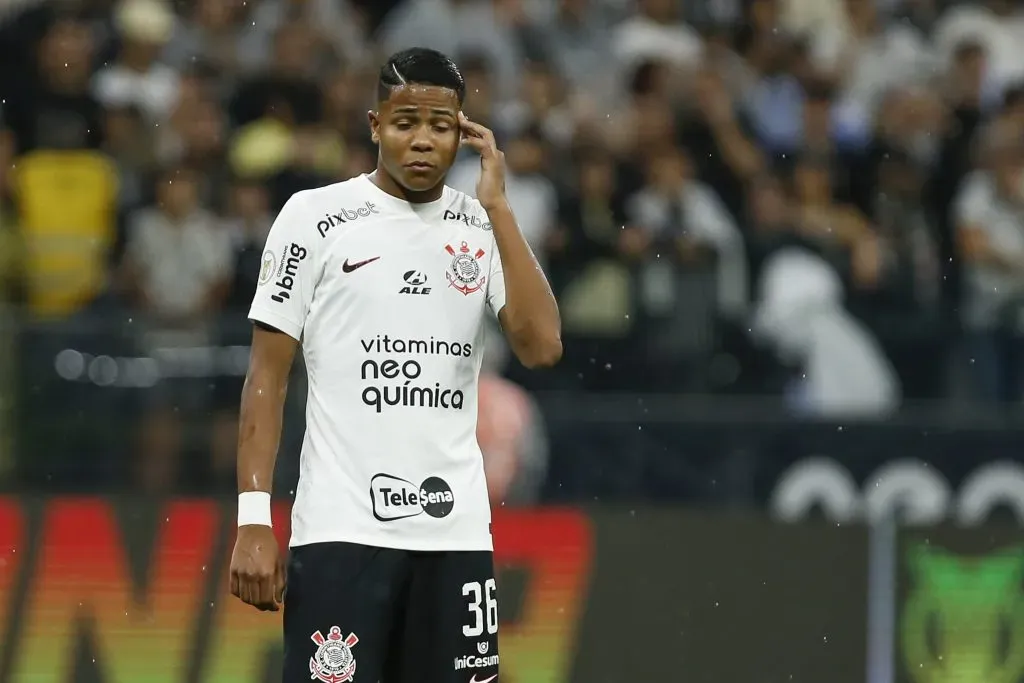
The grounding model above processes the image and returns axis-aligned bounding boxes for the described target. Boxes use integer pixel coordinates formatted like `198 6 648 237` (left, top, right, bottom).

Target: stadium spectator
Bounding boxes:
954 119 1024 402
207 175 276 489
527 0 619 103
625 145 748 319
611 0 702 77
3 15 103 154
92 0 180 123
381 0 525 96
448 125 558 266
118 164 233 491
9 149 118 319
8 0 1024 492
752 247 901 417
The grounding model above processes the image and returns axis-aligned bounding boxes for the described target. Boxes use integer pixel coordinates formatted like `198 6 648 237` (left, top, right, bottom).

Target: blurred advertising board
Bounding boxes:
0 499 868 683
770 458 1024 526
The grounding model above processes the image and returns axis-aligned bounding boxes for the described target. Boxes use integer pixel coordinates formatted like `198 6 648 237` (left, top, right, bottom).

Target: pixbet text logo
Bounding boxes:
444 209 491 231
267 243 307 303
317 201 379 238
370 473 455 521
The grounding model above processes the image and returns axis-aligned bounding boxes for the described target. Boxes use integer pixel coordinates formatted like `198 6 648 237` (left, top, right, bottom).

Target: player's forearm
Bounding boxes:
487 200 562 368
236 370 288 494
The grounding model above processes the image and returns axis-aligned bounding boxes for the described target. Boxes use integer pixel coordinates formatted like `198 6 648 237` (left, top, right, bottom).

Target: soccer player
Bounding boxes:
228 47 562 683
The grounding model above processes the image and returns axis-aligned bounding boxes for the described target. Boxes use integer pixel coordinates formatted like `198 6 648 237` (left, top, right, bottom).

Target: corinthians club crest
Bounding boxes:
309 626 359 683
445 241 486 295
258 249 276 286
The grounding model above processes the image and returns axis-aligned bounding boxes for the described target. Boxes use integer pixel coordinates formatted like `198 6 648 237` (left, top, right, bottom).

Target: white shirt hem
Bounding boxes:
289 532 494 553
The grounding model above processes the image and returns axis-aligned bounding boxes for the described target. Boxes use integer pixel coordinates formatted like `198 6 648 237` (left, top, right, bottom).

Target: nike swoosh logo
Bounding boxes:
469 675 497 683
342 256 380 273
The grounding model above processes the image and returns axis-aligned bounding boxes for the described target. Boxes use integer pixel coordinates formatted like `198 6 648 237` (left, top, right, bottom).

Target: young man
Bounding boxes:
228 48 562 683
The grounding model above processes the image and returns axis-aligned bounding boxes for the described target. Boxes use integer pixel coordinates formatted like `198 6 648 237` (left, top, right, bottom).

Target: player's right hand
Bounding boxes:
229 525 285 611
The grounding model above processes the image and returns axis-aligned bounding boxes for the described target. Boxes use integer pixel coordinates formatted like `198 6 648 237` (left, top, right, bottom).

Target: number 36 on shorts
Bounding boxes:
462 578 498 637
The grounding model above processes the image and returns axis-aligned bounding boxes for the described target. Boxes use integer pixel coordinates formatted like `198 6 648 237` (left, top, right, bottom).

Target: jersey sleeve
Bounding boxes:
248 193 319 341
486 242 506 318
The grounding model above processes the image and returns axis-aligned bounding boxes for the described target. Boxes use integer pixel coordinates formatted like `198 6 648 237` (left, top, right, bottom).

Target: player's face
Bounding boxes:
370 85 461 193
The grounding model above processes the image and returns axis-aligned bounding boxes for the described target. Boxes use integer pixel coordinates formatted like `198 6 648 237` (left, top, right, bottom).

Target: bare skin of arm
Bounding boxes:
458 112 562 368
489 201 563 368
228 324 297 611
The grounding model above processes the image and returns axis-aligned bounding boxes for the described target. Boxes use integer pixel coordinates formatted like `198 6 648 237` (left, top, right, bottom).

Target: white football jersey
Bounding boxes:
249 174 505 551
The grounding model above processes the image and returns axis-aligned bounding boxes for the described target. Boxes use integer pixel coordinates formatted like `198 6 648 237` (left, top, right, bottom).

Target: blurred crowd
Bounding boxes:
2 0 1024 494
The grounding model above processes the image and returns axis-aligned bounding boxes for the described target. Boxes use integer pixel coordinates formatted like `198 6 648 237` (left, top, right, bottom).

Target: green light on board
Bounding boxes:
902 544 1024 683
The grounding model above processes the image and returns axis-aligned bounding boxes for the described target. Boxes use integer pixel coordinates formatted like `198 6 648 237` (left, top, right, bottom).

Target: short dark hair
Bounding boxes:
377 48 466 104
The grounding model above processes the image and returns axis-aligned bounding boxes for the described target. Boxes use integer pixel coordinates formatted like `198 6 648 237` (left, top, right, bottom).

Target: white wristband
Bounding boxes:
237 492 273 527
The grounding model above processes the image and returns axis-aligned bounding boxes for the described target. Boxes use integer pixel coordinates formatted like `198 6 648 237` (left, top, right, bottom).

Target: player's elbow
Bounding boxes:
500 307 563 368
517 334 562 369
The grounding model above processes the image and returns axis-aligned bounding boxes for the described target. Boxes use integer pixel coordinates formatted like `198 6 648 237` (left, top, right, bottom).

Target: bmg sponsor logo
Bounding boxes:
263 243 307 303
317 201 379 237
443 209 491 231
370 473 455 521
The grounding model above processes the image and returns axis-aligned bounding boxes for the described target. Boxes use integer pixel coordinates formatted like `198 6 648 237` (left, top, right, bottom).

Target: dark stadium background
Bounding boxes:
1 0 1023 681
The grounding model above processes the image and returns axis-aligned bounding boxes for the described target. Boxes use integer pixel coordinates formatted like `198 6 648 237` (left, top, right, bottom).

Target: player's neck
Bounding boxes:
370 169 444 204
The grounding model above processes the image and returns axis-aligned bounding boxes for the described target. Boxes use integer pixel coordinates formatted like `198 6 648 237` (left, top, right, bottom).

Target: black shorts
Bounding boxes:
284 541 500 683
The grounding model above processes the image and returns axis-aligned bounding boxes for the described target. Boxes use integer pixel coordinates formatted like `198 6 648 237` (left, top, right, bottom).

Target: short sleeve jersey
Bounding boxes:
249 174 506 551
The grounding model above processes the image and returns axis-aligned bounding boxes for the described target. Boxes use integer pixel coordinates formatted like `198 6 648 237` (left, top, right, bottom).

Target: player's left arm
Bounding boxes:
459 111 562 368
489 202 562 367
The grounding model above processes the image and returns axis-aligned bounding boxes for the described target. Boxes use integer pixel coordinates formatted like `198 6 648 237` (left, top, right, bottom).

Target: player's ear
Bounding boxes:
368 110 380 145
